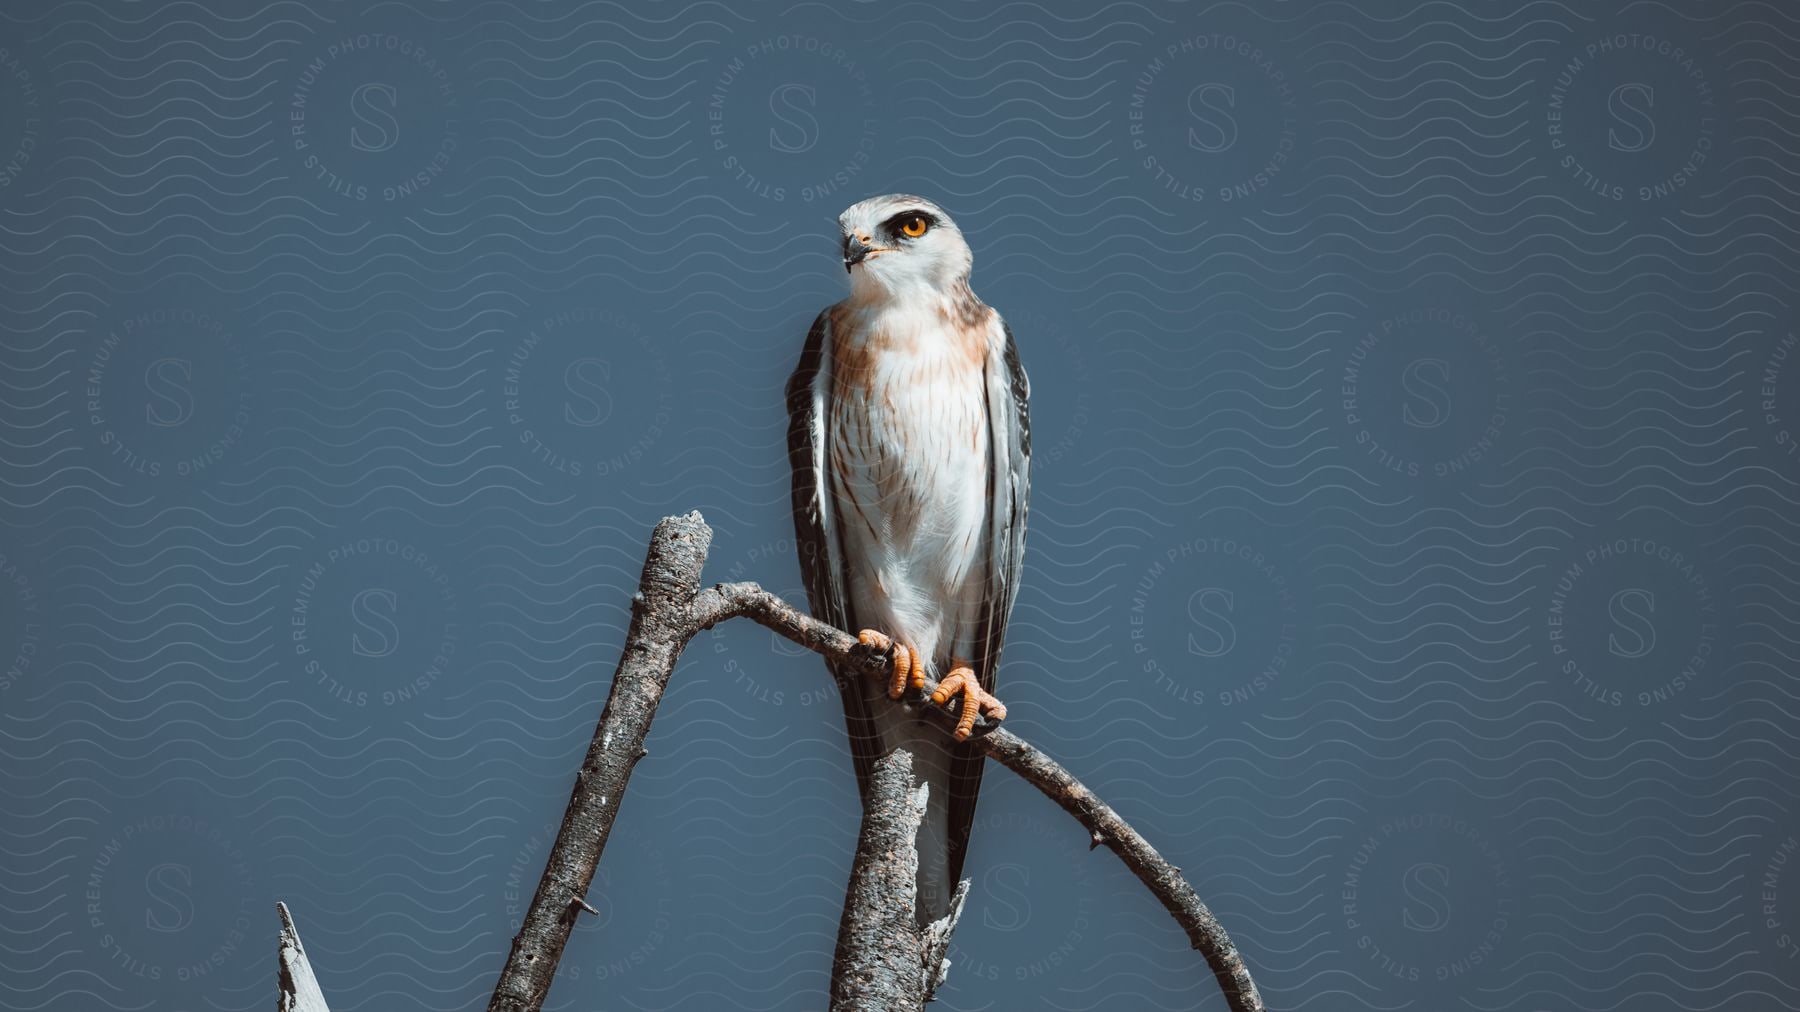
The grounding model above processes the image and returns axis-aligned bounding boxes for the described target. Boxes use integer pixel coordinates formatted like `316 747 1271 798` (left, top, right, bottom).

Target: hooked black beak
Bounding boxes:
843 234 873 273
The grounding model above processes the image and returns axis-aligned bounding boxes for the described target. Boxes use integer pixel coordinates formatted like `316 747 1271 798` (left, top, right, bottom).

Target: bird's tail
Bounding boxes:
911 734 959 926
832 654 963 928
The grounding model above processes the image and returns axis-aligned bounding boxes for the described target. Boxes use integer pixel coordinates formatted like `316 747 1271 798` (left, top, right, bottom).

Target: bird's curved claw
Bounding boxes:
856 629 922 700
930 663 1006 741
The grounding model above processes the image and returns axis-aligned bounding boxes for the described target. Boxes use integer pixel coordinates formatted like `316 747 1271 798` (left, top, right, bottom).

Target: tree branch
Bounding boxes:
693 581 1265 1012
480 512 1264 1012
829 748 946 1011
486 511 713 1012
276 903 331 1012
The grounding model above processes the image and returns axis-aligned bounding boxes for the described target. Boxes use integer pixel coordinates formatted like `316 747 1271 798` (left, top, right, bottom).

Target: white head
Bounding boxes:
836 194 973 302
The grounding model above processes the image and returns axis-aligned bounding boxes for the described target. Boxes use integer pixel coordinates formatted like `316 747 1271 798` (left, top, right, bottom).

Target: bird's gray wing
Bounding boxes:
945 314 1031 888
786 308 882 799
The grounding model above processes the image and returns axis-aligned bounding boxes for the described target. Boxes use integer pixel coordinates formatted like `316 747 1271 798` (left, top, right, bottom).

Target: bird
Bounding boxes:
786 193 1030 925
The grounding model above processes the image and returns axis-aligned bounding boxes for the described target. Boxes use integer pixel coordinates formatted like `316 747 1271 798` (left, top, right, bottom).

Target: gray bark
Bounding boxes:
689 578 1266 1012
275 903 331 1012
486 511 713 1012
282 511 1261 1012
919 878 969 999
829 748 931 1011
825 748 970 1011
975 729 1263 1009
298 508 1266 1012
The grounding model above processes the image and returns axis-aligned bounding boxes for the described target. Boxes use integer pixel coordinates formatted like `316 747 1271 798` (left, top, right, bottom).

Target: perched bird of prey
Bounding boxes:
786 194 1031 924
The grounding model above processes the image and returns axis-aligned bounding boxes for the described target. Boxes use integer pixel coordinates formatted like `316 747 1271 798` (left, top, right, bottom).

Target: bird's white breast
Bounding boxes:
827 306 993 669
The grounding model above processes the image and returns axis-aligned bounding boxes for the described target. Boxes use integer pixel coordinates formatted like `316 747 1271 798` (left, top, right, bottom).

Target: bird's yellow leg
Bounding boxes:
856 629 921 700
930 659 1007 741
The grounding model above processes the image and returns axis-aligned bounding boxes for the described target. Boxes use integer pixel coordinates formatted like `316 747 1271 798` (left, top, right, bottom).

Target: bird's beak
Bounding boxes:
843 234 874 273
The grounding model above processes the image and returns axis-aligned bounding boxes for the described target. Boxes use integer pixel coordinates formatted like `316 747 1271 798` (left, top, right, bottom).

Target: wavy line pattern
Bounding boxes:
2 0 1797 1010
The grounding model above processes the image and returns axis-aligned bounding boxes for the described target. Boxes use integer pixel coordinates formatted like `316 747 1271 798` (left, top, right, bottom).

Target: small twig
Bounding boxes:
920 879 969 1000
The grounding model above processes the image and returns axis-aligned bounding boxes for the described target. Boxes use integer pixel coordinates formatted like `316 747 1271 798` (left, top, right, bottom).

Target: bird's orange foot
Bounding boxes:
856 629 922 700
930 662 1007 741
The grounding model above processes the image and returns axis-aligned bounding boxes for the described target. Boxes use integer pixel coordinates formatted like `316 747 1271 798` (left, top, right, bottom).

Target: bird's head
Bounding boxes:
836 194 972 300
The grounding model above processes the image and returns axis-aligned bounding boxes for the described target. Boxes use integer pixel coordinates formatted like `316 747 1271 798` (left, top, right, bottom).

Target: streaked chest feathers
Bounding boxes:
826 308 992 648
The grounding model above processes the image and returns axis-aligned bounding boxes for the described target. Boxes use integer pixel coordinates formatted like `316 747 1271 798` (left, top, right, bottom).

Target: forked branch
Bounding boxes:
687 580 1264 1012
474 511 1263 1012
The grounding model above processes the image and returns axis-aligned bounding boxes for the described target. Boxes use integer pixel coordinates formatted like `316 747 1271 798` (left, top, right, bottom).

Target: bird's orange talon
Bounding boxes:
856 629 916 700
887 643 913 700
929 663 1006 741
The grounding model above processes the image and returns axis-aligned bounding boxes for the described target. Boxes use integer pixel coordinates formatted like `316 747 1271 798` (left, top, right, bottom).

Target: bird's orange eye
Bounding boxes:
900 216 929 238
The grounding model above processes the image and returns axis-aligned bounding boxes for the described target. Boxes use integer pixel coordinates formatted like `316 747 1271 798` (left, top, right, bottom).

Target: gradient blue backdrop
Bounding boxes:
2 1 1797 1009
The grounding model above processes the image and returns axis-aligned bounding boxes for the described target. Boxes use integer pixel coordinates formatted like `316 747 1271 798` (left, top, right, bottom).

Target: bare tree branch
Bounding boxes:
276 903 331 1012
481 511 1265 1012
486 511 713 1012
829 748 932 1011
975 728 1262 1009
692 580 1266 1012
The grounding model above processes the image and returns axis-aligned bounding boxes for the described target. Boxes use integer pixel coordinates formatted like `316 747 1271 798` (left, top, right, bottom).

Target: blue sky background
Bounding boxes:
2 1 1797 1009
